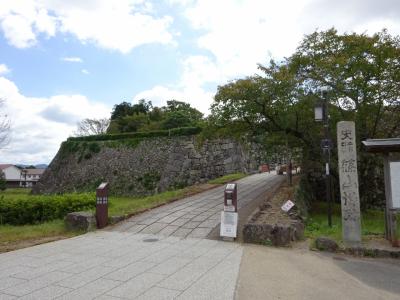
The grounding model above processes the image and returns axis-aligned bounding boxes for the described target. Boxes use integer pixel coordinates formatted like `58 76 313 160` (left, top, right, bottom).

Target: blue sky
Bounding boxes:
0 0 399 164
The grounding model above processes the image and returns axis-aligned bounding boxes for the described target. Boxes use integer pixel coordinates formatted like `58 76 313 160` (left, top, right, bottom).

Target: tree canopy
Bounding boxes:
107 99 203 134
211 28 400 208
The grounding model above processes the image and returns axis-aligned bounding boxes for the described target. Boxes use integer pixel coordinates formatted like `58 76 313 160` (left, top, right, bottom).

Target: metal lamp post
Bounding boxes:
314 88 333 227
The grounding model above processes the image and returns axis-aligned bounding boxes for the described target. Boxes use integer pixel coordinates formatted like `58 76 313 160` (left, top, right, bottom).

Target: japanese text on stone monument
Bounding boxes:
337 121 361 244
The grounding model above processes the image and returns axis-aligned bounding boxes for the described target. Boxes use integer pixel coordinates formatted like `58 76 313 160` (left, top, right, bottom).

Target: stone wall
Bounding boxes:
34 136 262 195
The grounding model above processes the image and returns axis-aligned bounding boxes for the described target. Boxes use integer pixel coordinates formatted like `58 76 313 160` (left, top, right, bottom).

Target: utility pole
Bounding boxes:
323 90 332 227
315 88 333 227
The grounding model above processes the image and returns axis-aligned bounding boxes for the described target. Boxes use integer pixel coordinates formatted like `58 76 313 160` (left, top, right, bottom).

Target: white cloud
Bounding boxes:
0 14 37 48
0 76 110 164
0 1 57 48
0 0 174 53
133 55 220 114
81 69 89 75
135 0 311 115
62 56 83 63
178 0 400 77
0 64 10 75
133 84 213 114
135 0 400 116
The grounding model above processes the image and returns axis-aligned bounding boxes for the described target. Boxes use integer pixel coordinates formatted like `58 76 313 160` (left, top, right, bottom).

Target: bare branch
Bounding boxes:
74 118 110 136
0 98 11 149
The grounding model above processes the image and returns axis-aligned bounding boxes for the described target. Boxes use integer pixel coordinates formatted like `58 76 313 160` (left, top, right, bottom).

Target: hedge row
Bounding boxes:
67 127 202 142
0 193 95 225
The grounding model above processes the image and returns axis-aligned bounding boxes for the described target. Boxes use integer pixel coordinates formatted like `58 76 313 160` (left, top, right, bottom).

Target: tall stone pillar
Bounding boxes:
337 121 361 246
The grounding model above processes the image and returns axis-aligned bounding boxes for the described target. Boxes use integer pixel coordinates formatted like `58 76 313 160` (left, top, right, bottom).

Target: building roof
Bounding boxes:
24 168 45 175
0 164 15 170
362 138 400 153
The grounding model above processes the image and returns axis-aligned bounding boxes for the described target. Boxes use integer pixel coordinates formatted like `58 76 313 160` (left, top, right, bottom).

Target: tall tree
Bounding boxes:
290 28 400 208
290 28 400 140
211 29 400 208
165 100 203 123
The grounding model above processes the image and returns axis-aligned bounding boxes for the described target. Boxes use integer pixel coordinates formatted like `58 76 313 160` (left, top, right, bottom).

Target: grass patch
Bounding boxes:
305 201 385 243
0 219 78 244
0 188 30 199
0 219 82 253
208 173 247 185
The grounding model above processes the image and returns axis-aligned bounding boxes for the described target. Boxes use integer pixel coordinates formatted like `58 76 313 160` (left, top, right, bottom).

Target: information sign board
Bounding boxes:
220 211 238 238
390 162 400 208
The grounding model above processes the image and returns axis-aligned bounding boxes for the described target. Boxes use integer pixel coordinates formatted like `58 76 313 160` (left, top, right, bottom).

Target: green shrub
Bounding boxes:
137 172 161 191
0 172 6 191
0 193 95 225
67 127 202 142
88 142 101 153
59 141 81 158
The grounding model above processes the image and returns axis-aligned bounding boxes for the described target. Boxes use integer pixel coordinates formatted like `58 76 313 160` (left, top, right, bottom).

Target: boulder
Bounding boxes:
65 211 96 231
315 237 339 252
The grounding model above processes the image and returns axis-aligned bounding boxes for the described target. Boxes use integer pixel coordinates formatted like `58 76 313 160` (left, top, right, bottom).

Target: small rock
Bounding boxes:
65 211 96 231
109 215 125 224
315 237 339 252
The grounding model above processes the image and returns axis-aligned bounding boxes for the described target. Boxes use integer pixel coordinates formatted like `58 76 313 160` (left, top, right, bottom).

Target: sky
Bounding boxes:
0 0 399 165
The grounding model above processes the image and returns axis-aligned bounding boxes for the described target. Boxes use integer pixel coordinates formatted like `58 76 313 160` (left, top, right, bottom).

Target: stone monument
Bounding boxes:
337 121 361 245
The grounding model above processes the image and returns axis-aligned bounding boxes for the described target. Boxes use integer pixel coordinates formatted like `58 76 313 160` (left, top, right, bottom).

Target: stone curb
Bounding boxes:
312 237 400 259
242 182 304 247
343 246 400 259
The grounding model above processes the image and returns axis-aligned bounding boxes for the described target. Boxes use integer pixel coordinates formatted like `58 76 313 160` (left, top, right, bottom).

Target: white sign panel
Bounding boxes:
281 200 295 212
220 211 238 238
226 183 236 190
224 205 236 212
390 161 400 209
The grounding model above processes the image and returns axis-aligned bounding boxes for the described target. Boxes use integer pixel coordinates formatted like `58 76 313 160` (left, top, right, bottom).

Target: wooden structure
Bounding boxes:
362 138 400 246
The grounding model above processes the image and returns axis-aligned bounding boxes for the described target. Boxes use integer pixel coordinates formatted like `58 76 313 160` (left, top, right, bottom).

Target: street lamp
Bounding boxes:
314 100 324 122
314 87 333 227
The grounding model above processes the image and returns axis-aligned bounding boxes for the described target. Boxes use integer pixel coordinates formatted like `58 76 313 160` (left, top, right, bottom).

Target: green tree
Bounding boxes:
110 101 133 120
290 28 400 140
211 28 400 208
162 111 192 129
132 99 152 115
0 170 6 191
290 28 400 208
164 100 203 124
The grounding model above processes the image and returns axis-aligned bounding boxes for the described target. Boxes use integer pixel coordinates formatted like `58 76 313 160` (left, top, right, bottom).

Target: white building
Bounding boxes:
0 164 22 188
20 168 45 187
0 164 46 188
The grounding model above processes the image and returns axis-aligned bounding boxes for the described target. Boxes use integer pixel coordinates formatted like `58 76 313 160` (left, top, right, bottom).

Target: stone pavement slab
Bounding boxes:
109 172 283 239
0 231 243 300
0 173 278 299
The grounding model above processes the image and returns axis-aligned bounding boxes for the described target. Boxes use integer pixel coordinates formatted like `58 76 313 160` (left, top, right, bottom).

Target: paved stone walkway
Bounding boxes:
110 172 282 239
1 172 399 299
0 173 279 299
0 232 242 300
